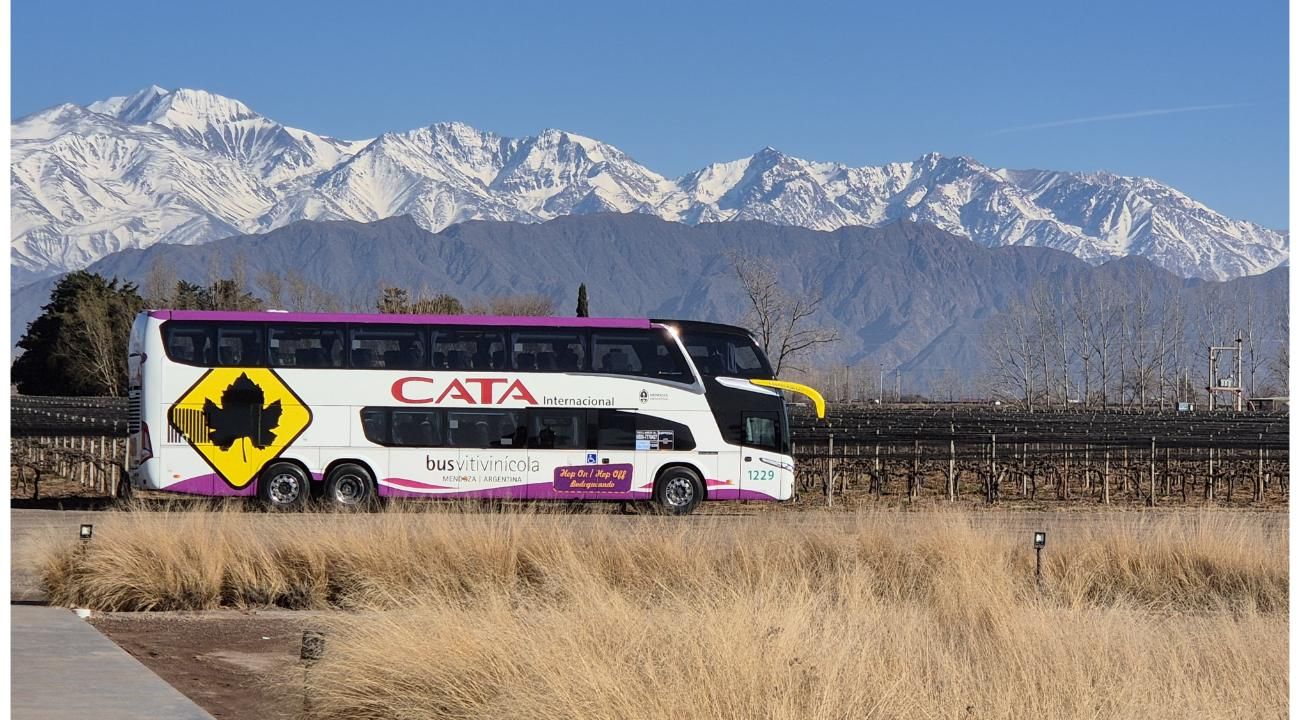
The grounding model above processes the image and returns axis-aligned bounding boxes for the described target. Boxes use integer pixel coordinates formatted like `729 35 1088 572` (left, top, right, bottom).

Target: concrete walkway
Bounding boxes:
11 605 214 719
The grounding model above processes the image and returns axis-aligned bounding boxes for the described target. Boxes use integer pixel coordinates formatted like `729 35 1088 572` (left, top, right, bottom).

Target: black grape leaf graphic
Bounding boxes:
202 373 282 462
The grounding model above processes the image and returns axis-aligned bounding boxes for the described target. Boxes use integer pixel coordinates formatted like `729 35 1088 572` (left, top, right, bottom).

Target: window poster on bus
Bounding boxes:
635 430 674 451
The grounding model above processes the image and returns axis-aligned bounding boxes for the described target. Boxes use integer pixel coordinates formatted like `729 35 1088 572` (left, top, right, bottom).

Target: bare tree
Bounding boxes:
1028 283 1068 407
1124 284 1161 408
983 301 1039 409
376 286 412 313
1073 278 1120 407
467 294 556 316
1238 285 1272 399
730 253 838 375
64 300 125 395
256 271 286 309
285 271 340 312
142 260 177 307
412 292 466 315
1267 299 1288 394
1156 298 1186 409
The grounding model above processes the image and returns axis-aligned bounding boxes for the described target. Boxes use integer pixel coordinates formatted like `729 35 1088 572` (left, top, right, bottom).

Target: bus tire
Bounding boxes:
653 466 703 515
323 463 376 510
258 462 309 511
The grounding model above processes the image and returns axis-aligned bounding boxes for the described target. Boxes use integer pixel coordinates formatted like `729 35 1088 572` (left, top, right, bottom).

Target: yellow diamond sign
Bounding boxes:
168 368 312 489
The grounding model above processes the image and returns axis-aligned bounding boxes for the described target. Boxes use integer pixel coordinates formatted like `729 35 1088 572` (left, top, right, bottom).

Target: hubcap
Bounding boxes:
664 476 694 507
268 472 301 505
334 474 366 505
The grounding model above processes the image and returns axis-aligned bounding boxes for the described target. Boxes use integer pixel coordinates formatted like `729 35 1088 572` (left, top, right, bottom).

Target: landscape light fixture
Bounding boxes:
301 630 325 666
79 524 93 542
300 630 325 714
1033 530 1046 588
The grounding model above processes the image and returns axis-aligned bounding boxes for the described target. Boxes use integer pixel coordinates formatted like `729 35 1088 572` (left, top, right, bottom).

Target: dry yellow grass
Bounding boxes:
39 505 1287 719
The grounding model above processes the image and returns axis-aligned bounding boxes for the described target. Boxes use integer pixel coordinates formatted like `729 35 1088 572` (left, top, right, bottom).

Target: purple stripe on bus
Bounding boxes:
377 480 654 501
376 479 779 502
382 476 457 491
162 474 258 496
149 309 650 329
705 488 779 501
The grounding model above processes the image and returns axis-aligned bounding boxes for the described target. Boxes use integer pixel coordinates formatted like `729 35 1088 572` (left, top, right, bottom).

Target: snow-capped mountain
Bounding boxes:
12 86 1287 284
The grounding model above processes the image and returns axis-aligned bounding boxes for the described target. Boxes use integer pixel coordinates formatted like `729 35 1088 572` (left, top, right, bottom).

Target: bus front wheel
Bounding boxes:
324 463 376 510
653 467 703 515
259 462 309 511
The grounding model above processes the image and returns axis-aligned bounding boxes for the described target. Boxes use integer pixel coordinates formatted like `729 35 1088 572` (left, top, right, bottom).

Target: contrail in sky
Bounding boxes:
993 103 1250 134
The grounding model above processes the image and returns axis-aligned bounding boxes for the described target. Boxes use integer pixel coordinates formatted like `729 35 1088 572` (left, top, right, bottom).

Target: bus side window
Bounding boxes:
360 408 390 445
742 412 780 451
594 410 637 450
391 410 443 447
217 326 263 367
446 410 524 449
432 329 504 371
269 326 345 368
164 323 215 365
527 410 586 449
512 330 587 372
593 331 692 383
351 326 426 369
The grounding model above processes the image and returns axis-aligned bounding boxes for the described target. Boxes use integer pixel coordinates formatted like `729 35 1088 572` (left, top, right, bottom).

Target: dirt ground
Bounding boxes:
89 611 320 720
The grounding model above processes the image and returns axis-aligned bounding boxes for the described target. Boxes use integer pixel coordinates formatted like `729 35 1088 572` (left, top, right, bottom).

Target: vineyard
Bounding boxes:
9 395 1290 507
789 405 1289 507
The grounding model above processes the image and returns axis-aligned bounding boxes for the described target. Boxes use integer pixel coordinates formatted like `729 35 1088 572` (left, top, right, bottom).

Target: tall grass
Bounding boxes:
39 505 1287 718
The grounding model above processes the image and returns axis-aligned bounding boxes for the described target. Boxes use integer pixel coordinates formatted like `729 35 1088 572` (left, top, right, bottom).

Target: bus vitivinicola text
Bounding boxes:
127 310 825 514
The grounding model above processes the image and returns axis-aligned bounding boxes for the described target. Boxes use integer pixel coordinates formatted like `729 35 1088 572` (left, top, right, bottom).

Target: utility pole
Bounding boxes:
879 365 885 404
895 370 901 403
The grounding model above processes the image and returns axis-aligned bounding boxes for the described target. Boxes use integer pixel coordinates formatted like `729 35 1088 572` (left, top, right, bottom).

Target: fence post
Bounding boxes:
1102 447 1110 505
947 439 956 502
1148 438 1156 507
826 433 834 508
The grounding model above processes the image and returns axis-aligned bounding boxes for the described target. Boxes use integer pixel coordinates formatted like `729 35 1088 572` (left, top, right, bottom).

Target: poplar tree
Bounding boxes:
576 283 590 317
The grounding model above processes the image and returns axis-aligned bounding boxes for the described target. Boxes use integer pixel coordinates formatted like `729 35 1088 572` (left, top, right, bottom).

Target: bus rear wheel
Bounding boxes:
653 466 703 515
259 462 309 511
324 463 376 510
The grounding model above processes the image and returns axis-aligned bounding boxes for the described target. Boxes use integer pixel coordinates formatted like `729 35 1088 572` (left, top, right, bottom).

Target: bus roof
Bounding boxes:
148 309 652 329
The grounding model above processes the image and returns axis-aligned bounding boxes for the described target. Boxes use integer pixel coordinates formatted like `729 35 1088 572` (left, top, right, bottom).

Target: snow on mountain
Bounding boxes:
11 86 1288 284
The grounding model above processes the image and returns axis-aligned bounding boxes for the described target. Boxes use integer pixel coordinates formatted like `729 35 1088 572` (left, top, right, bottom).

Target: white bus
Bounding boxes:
127 310 824 514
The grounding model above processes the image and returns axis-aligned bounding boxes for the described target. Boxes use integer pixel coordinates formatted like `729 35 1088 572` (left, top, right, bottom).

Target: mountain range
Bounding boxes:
12 86 1288 285
11 214 1286 391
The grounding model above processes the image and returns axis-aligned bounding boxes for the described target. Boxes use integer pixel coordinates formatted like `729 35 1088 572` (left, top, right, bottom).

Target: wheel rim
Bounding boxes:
268 472 301 505
663 476 695 507
333 473 367 505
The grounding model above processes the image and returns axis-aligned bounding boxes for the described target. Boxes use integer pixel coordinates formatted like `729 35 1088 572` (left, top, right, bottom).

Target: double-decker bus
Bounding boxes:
127 310 824 514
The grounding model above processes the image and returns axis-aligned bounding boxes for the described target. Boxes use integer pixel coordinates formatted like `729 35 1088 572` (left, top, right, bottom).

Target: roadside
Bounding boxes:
11 605 216 720
89 611 317 720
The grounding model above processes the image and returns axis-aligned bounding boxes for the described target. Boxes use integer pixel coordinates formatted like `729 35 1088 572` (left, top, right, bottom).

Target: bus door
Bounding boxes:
737 411 783 499
525 408 598 500
574 409 641 501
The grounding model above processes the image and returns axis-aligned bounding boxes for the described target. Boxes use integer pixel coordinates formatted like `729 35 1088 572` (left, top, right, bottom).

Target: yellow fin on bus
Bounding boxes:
750 379 826 419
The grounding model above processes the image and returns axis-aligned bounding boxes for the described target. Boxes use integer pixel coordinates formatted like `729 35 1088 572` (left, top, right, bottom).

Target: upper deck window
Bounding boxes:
269 326 345 368
431 328 506 371
164 323 215 365
216 326 263 366
350 326 426 369
592 330 693 384
512 330 587 372
681 330 773 378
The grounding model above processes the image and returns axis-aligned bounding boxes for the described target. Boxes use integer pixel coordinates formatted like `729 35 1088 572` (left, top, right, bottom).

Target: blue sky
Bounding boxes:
13 0 1288 228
